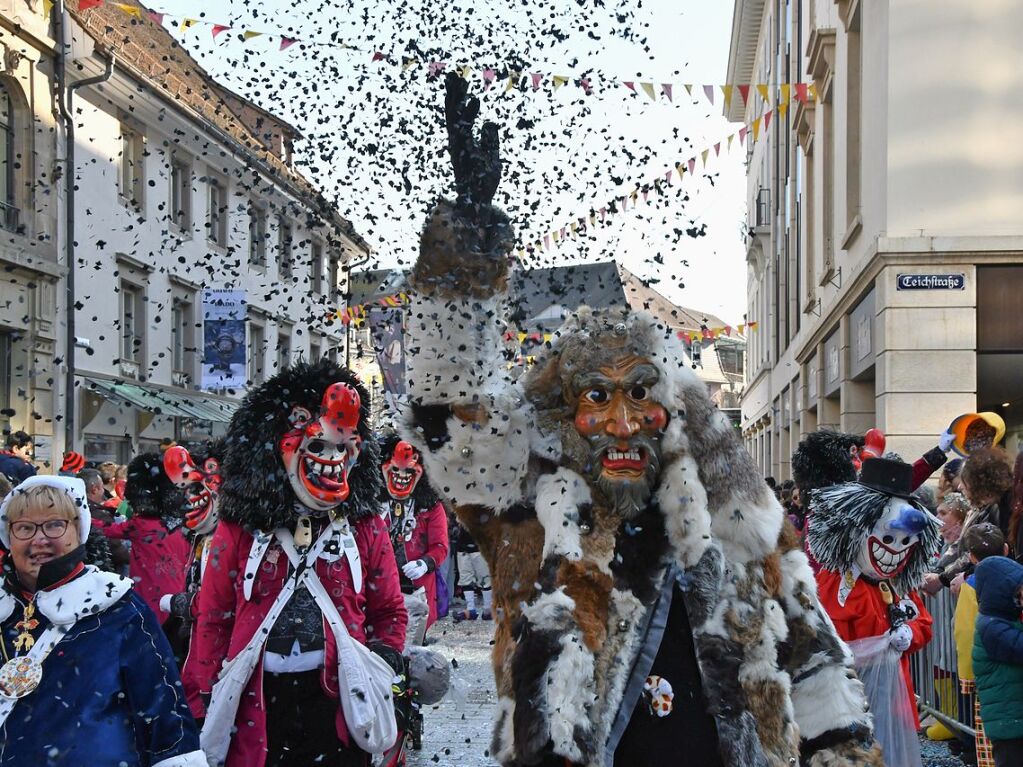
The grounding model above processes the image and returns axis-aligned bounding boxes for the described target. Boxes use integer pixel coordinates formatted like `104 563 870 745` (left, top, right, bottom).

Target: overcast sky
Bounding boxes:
161 0 749 323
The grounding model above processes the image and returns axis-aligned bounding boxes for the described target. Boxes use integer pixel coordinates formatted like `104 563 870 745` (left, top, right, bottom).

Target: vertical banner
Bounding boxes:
202 289 247 390
368 307 406 399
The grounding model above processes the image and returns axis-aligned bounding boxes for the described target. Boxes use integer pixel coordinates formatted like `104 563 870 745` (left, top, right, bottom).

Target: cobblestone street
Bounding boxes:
408 616 500 767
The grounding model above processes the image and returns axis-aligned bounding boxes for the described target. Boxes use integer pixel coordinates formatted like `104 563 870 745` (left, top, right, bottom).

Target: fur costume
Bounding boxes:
791 431 864 496
398 74 883 767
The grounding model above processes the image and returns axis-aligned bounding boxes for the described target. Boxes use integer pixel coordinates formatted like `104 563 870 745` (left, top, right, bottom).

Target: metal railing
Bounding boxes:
909 588 976 737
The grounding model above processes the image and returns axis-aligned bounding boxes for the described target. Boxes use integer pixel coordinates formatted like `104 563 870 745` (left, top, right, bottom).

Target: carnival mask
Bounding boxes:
855 497 930 581
163 445 222 536
382 441 424 500
279 382 363 512
572 355 669 516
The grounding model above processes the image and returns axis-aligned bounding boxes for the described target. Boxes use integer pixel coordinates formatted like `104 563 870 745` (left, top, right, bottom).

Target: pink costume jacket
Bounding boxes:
402 501 450 627
98 516 190 624
182 516 407 767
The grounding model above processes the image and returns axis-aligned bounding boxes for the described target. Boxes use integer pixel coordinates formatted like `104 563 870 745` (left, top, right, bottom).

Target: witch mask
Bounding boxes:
164 445 222 536
382 441 424 500
279 381 363 512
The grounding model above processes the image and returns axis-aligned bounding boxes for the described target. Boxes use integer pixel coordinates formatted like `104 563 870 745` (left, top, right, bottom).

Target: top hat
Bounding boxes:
948 412 1006 457
857 457 916 500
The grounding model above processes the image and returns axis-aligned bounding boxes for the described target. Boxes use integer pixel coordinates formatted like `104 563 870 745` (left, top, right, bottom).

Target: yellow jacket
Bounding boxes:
954 579 979 681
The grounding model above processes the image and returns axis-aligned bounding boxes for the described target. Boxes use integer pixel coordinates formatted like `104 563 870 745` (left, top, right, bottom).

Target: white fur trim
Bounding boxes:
152 751 207 767
0 593 14 624
0 475 91 549
790 662 872 740
521 587 576 627
657 454 713 568
492 695 516 764
546 629 595 762
34 566 132 625
535 468 591 561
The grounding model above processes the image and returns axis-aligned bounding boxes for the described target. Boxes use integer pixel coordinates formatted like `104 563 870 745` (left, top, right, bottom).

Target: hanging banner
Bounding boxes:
201 289 247 390
368 307 406 399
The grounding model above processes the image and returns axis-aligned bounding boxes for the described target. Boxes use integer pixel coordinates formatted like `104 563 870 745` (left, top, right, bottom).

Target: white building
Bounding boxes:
727 0 1023 478
61 1 367 462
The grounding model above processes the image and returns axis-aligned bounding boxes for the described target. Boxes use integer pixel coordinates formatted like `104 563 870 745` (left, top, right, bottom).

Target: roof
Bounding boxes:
724 0 766 122
69 0 368 253
618 265 733 333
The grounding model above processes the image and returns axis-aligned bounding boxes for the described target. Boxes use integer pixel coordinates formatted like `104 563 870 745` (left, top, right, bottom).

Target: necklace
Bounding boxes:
0 598 44 698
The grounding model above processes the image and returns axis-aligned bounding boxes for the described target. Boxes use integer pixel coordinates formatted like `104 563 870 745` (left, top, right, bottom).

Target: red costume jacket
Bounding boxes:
402 501 450 627
182 516 407 767
817 569 933 729
98 516 190 624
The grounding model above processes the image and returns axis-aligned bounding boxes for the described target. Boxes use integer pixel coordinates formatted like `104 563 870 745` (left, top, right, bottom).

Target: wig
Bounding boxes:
219 359 381 530
791 430 864 495
124 452 186 527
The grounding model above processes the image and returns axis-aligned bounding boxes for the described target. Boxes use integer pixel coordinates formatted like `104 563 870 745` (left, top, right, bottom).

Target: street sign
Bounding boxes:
896 273 966 290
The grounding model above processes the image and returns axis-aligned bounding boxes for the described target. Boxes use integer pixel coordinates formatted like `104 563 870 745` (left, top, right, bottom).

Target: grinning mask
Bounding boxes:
164 445 222 536
279 381 363 512
382 441 424 500
855 497 931 581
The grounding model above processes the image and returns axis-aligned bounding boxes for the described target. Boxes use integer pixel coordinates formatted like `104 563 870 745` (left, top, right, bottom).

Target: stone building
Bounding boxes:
727 0 1023 478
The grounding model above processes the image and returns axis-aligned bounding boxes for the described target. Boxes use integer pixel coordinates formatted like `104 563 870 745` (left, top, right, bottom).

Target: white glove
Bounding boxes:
888 624 913 653
938 429 955 453
402 559 428 581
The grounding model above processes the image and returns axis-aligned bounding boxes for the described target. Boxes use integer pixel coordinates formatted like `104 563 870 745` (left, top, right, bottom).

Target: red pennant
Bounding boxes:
738 126 748 144
623 81 636 93
482 68 496 89
212 25 231 38
599 207 607 221
687 158 696 174
661 83 673 102
427 61 447 79
530 73 543 91
279 37 296 50
737 85 750 105
764 110 773 130
79 0 102 10
372 51 385 62
664 170 673 184
713 142 720 156
580 78 592 95
794 83 809 103
147 11 165 24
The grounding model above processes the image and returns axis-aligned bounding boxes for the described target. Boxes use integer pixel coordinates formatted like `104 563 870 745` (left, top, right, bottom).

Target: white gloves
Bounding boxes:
888 624 913 653
938 429 955 453
402 559 429 581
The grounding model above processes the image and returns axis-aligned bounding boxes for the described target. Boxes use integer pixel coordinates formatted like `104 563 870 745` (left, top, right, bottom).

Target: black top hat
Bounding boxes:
857 457 915 499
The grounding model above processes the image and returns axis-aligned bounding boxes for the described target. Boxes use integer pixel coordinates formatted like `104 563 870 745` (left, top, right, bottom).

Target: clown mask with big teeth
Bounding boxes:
279 382 363 513
856 498 931 581
164 445 222 536
382 441 424 500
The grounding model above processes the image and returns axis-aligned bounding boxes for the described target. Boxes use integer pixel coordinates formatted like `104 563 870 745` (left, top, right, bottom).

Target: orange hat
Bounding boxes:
948 412 1006 457
61 451 86 474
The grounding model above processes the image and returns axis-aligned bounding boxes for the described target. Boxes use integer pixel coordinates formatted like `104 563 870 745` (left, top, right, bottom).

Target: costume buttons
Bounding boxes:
579 522 592 535
461 446 473 458
616 619 629 631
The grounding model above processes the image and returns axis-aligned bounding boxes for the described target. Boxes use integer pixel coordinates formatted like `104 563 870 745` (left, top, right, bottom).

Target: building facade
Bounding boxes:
727 0 1023 478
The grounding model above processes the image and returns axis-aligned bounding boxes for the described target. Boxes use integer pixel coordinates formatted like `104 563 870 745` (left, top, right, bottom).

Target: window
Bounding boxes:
120 282 145 364
171 297 195 385
170 157 191 231
309 338 321 361
310 242 323 294
248 321 265 384
278 218 293 277
277 326 292 371
207 177 227 246
845 6 862 237
0 83 18 232
249 204 267 266
119 124 145 210
327 251 340 299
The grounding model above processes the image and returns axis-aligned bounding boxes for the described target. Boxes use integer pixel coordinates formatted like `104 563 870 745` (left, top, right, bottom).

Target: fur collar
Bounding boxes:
0 567 131 625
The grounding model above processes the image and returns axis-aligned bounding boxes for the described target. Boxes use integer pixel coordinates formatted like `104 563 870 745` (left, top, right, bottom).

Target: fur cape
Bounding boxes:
219 359 382 531
378 432 440 509
124 452 186 529
791 430 864 495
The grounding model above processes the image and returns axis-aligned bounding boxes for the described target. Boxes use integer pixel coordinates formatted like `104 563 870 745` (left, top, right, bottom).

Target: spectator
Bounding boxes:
923 492 972 595
452 521 491 621
78 467 130 573
972 555 1023 766
98 461 118 499
1008 451 1023 563
938 458 966 504
58 450 86 477
0 431 36 485
961 448 1014 540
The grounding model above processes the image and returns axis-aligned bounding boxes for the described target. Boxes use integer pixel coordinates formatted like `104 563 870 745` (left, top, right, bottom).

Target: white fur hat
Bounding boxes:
0 475 92 548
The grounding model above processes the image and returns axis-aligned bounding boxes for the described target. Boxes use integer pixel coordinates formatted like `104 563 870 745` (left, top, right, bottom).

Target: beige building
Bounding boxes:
726 0 1023 478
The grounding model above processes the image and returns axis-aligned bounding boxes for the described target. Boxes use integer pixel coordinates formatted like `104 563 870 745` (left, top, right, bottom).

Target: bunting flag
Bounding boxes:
328 292 411 325
279 37 296 51
676 322 758 345
113 3 141 17
211 24 231 38
179 18 197 30
78 0 103 10
242 30 263 40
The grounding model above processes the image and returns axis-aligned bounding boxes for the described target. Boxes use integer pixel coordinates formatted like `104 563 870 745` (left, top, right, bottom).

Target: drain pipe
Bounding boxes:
55 0 115 450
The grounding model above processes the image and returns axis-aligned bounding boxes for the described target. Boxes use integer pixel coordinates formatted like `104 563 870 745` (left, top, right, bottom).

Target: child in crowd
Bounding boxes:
453 520 492 621
972 553 1023 767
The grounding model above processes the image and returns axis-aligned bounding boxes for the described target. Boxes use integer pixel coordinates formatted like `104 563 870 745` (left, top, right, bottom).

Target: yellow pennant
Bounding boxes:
180 18 198 30
701 148 709 167
552 75 569 91
809 83 818 101
43 0 54 15
114 3 142 17
752 117 762 141
727 134 734 150
756 83 770 103
683 84 693 96
640 82 657 101
243 30 264 40
676 162 685 180
505 70 520 93
553 230 560 243
721 84 734 109
778 101 789 118
458 65 471 79
780 83 791 105
401 57 419 71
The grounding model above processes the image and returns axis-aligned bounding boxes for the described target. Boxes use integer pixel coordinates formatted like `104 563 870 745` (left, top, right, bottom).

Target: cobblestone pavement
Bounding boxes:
404 615 965 767
407 615 500 767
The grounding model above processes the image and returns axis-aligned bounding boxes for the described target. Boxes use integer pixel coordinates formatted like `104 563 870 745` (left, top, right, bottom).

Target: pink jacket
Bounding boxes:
98 516 190 624
403 502 449 627
182 516 406 767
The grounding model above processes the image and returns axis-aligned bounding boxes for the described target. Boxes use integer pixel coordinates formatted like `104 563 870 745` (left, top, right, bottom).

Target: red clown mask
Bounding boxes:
163 445 222 535
279 382 363 512
382 441 424 500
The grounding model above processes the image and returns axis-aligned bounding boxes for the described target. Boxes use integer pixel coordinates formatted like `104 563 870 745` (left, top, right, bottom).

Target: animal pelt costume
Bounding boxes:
398 73 883 767
807 458 940 737
379 434 450 632
182 360 407 767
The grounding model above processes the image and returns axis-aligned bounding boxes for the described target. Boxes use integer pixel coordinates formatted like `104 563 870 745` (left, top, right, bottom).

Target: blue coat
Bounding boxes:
0 568 204 766
972 555 1023 740
0 453 35 485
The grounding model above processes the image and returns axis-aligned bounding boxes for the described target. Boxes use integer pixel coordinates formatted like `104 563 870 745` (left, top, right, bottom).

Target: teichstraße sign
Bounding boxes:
896 273 966 290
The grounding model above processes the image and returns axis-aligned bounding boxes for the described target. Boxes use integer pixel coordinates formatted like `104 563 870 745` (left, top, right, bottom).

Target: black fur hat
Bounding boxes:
219 359 381 530
791 430 865 495
124 452 187 527
379 432 439 509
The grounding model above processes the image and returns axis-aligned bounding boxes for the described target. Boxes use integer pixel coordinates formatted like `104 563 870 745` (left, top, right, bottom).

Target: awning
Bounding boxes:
82 377 239 423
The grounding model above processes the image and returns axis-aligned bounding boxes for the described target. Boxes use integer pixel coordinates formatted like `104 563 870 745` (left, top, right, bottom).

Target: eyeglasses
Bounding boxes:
9 519 71 541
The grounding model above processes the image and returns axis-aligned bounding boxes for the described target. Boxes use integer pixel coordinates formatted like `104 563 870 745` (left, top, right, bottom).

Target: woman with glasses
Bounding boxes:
0 475 203 766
